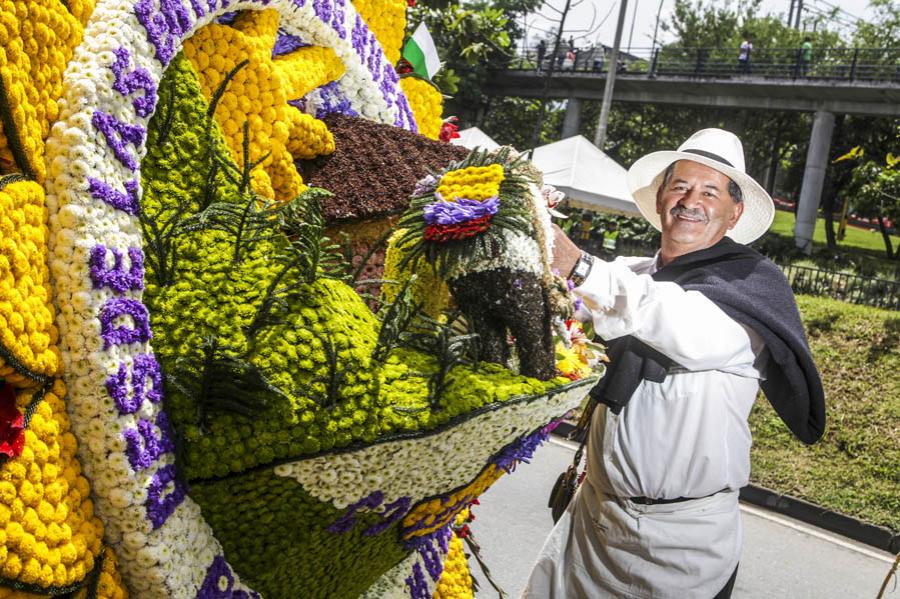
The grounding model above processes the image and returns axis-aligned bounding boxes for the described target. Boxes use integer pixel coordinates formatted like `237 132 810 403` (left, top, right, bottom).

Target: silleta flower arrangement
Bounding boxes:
0 0 603 598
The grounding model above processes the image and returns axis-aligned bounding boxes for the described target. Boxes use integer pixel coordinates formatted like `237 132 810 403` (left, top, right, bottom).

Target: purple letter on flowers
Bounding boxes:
90 245 144 293
110 47 158 118
124 412 176 470
106 353 163 415
100 298 152 348
88 178 140 215
134 0 195 66
145 463 186 529
92 111 146 171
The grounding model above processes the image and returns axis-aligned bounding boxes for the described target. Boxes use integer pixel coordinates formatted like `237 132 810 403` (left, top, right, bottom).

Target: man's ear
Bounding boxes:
728 200 745 229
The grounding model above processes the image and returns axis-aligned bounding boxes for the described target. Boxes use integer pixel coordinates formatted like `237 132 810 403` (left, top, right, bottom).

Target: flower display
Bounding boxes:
432 510 475 599
0 0 91 182
0 178 60 385
0 0 605 594
399 76 443 140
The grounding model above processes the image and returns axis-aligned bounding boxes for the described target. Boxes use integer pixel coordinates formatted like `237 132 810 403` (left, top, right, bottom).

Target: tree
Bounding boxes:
409 0 542 124
846 151 900 259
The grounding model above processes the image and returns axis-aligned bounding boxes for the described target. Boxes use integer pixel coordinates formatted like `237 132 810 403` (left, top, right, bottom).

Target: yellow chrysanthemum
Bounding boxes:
402 465 504 539
400 77 443 140
0 0 93 181
183 9 339 202
436 164 505 202
352 0 407 65
432 527 475 598
0 178 60 385
0 380 105 588
382 228 451 319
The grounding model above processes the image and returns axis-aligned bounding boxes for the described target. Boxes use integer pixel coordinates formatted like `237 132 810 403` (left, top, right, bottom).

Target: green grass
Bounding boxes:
770 210 900 254
749 295 900 532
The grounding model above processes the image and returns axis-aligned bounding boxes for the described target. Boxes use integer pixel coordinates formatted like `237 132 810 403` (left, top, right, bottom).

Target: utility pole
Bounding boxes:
787 0 796 27
593 0 629 149
626 0 640 53
794 0 804 29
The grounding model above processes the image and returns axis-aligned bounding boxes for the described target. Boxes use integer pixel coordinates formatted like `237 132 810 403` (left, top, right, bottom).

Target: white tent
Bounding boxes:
451 127 500 152
530 135 638 216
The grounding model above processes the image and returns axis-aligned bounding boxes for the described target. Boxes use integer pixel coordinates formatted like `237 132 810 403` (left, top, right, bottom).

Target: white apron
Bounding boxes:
521 479 741 599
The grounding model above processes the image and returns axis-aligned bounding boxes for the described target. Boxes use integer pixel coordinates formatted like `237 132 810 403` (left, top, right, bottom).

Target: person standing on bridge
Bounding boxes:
738 33 753 75
537 39 547 71
522 128 825 599
798 36 813 77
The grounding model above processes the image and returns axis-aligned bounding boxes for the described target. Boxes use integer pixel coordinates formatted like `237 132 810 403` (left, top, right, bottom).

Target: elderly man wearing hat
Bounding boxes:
523 129 825 598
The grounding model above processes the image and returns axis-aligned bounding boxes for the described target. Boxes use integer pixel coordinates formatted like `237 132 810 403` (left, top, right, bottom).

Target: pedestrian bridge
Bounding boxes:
483 46 900 254
486 47 900 116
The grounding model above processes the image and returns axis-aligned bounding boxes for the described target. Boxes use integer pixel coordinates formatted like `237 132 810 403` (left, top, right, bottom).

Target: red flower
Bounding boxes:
407 0 416 6
0 383 25 463
396 58 414 75
439 117 460 143
424 214 492 242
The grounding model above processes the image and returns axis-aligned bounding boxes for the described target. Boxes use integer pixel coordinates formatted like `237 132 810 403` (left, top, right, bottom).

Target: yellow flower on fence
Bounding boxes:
399 77 443 140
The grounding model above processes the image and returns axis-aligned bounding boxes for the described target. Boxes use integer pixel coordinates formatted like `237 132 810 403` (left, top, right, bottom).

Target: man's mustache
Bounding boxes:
670 205 708 222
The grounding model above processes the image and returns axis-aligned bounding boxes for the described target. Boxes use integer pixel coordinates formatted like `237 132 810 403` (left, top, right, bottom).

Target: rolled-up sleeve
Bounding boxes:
575 258 757 371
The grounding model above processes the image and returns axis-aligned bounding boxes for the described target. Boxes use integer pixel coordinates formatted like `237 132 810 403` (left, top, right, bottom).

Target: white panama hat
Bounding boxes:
626 128 775 244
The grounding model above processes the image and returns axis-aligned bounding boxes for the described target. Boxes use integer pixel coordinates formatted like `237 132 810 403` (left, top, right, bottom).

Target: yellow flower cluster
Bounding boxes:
436 164 505 202
274 46 345 100
184 10 338 202
555 342 592 380
352 0 407 64
0 179 60 384
432 513 475 599
0 380 105 589
382 228 450 319
399 77 443 141
84 548 128 599
0 0 91 181
402 465 504 540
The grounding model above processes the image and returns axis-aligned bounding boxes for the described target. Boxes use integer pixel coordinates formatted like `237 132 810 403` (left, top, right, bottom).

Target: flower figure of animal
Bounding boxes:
395 148 563 380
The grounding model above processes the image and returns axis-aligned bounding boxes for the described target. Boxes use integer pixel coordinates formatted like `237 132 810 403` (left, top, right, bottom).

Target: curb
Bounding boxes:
549 424 900 555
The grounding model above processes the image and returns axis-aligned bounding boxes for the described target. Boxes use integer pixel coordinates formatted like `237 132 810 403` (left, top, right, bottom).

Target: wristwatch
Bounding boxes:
569 252 594 287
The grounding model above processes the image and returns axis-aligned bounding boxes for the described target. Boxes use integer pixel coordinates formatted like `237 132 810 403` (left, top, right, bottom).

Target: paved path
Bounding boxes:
471 438 898 598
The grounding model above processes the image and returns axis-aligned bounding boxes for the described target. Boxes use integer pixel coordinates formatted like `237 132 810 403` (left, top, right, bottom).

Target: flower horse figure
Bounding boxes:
394 148 566 381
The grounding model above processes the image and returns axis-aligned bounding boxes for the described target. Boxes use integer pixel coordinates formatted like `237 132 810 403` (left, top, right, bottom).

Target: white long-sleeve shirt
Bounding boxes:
576 254 768 499
522 253 769 598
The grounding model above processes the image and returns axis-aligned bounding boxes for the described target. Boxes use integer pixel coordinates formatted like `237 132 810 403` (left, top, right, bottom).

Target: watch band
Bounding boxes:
569 252 594 287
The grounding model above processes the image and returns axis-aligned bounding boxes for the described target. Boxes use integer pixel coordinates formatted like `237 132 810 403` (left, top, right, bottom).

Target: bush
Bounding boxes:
749 295 900 532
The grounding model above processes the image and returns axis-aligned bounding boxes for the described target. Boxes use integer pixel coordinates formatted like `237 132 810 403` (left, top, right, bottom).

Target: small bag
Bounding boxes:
546 399 596 523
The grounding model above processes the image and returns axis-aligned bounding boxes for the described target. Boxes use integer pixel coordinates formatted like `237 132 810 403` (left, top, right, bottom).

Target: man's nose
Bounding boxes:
678 187 703 207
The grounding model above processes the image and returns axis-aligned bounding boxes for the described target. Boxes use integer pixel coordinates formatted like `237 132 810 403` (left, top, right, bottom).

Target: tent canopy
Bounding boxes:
451 126 501 152
530 135 639 217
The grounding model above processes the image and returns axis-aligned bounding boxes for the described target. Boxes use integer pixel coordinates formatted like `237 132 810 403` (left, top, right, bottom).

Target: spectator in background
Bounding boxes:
738 33 753 75
563 49 577 71
537 39 547 71
798 37 813 77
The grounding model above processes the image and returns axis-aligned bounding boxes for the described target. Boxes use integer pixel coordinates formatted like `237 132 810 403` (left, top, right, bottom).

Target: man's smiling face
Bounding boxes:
656 159 744 262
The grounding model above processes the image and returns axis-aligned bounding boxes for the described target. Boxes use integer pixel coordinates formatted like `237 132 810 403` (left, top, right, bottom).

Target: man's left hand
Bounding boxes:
551 224 583 278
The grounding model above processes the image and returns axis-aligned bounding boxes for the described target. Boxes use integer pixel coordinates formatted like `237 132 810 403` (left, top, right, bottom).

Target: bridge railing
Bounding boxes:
512 46 900 83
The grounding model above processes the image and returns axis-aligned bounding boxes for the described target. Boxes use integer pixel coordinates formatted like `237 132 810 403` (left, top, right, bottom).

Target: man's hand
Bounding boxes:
551 223 583 278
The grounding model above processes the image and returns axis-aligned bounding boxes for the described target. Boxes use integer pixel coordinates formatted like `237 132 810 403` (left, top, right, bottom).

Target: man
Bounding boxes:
798 36 813 77
523 129 825 598
537 39 547 71
738 33 753 75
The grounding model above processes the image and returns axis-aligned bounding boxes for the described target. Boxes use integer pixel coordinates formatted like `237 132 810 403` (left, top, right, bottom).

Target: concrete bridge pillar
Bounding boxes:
794 110 835 253
561 97 583 139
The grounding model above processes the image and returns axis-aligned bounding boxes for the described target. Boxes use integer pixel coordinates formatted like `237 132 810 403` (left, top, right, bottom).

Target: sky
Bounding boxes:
522 0 878 58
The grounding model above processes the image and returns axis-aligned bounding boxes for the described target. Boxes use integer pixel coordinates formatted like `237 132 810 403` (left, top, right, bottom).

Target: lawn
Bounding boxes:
748 295 900 532
769 210 900 255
